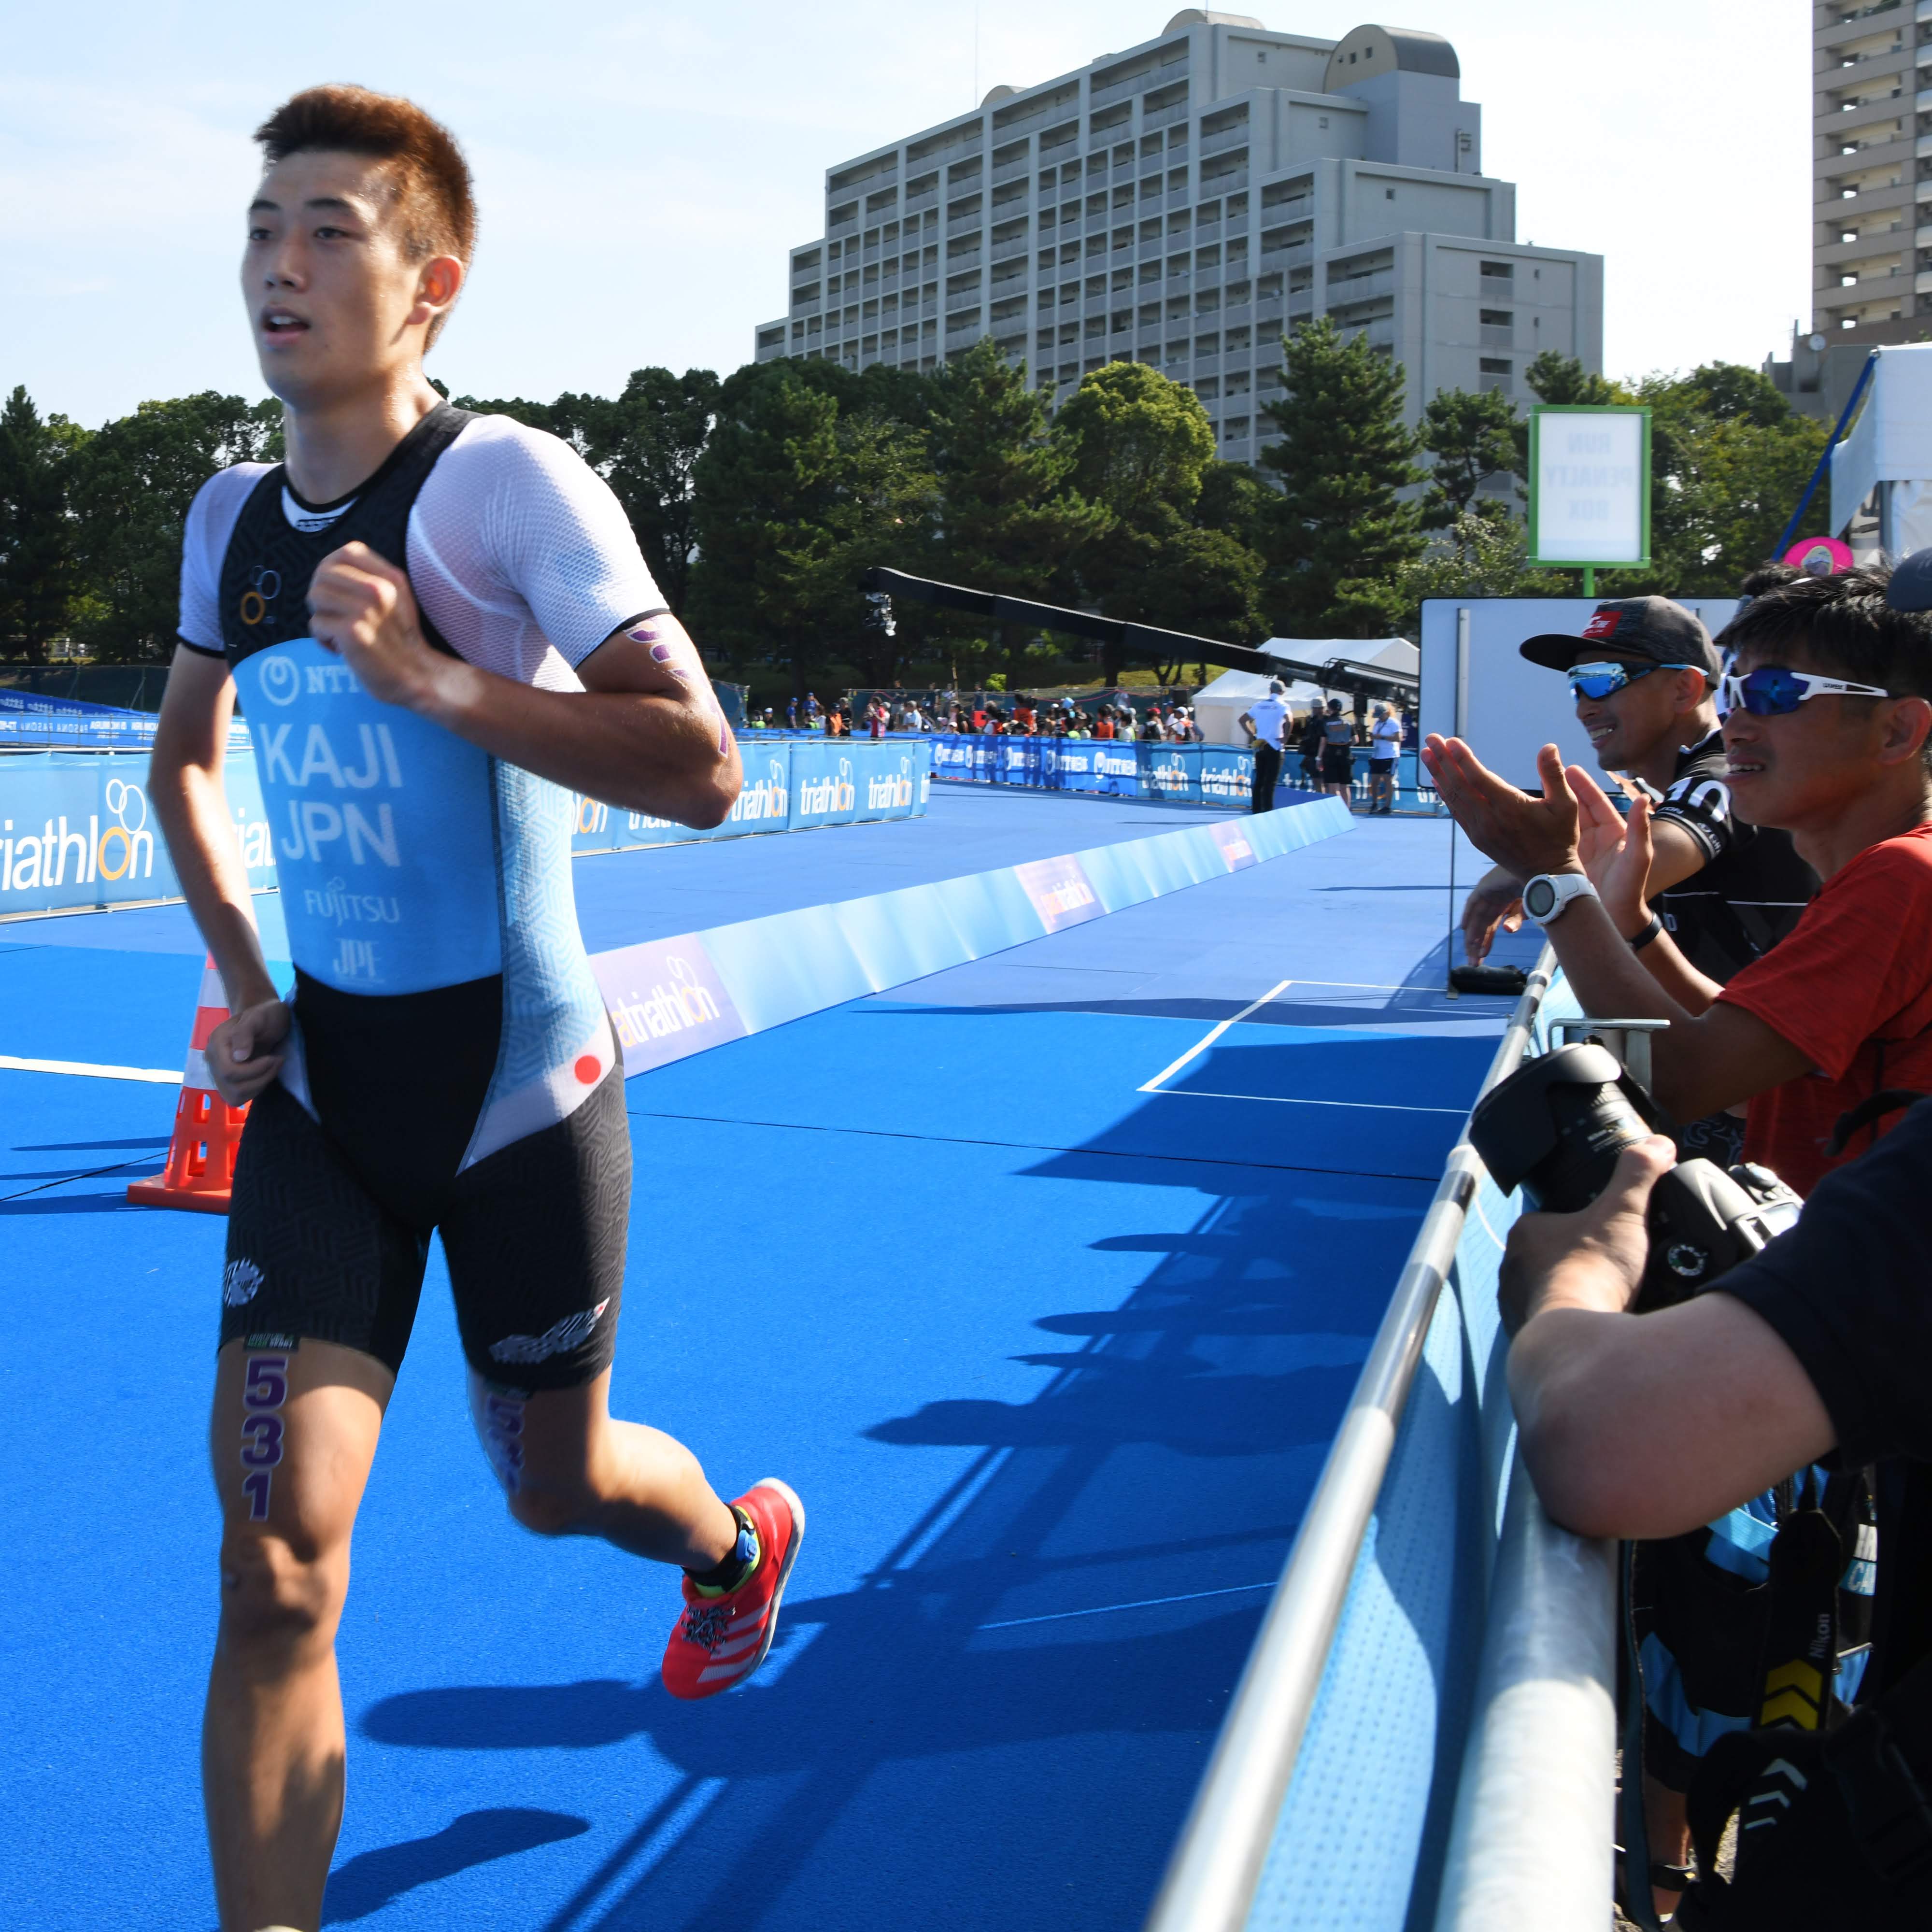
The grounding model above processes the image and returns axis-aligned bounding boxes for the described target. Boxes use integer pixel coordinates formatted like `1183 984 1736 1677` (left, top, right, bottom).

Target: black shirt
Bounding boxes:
1650 730 1817 983
1719 1099 1932 1691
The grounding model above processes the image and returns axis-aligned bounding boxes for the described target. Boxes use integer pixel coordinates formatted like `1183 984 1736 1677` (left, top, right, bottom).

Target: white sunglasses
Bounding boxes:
1718 665 1894 716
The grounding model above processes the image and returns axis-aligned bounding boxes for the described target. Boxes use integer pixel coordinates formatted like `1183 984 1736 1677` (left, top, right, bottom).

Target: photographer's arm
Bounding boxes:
1502 1143 1836 1539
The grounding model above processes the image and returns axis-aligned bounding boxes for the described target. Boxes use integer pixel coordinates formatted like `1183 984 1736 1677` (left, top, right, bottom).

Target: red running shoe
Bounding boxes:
661 1479 805 1700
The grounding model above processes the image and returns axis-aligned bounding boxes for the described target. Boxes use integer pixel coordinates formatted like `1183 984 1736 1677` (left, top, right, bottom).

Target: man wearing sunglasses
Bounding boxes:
1461 597 1816 1012
1427 566 1932 1198
1429 566 1932 1910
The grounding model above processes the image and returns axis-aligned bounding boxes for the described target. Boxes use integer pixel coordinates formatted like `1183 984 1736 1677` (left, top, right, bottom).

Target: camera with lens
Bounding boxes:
1468 1039 1801 1311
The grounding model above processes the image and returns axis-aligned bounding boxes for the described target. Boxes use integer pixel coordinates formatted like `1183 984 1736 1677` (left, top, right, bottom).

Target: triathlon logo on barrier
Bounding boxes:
731 758 789 825
1015 854 1105 933
867 759 914 811
1210 822 1258 871
592 935 748 1074
798 759 856 818
0 775 157 897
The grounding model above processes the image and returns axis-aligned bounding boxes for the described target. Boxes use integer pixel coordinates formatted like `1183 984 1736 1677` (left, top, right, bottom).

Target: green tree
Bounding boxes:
1616 364 1827 597
556 368 721 615
1052 360 1216 528
1259 317 1426 636
0 387 86 661
1050 362 1265 677
1391 511 1564 633
688 361 936 693
1419 385 1518 529
1524 351 1621 408
67 393 282 662
922 340 1105 684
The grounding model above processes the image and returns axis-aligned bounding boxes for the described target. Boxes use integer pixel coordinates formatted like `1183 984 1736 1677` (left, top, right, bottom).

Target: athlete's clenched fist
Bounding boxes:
307 540 440 708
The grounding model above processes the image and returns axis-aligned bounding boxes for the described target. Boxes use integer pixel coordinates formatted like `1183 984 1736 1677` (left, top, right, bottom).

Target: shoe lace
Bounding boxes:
681 1602 733 1653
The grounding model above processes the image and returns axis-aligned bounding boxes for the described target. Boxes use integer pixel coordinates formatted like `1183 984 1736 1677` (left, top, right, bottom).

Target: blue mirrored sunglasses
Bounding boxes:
1718 665 1894 716
1566 660 1701 702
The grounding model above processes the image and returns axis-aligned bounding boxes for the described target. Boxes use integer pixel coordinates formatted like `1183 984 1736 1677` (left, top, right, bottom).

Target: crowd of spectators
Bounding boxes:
746 691 1212 740
1422 561 1932 1928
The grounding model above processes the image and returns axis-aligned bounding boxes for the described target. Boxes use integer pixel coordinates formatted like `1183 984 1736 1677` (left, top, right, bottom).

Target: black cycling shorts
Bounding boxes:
219 1063 631 1393
1321 746 1355 781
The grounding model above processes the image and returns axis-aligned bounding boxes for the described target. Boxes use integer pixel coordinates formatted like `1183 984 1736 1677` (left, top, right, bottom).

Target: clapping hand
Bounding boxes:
1570 767 1655 938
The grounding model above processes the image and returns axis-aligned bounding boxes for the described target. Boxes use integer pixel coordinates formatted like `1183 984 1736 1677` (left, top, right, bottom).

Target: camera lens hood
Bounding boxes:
1468 1041 1659 1203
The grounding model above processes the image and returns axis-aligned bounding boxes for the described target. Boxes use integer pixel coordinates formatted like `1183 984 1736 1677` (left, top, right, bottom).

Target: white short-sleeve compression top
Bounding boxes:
176 412 667 685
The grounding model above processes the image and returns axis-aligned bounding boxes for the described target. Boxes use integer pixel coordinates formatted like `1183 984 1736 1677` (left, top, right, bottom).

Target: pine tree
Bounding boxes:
687 362 936 693
1258 318 1426 637
1419 386 1518 529
558 368 721 615
0 388 82 662
922 341 1106 683
1051 362 1265 676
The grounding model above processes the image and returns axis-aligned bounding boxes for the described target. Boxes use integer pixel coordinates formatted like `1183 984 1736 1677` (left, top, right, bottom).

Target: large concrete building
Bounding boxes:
1808 0 1928 345
1768 1 1930 423
753 12 1604 468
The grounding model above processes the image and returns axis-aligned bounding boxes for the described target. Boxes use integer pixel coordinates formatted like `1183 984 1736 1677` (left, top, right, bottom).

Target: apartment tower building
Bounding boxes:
1812 0 1932 344
753 12 1603 467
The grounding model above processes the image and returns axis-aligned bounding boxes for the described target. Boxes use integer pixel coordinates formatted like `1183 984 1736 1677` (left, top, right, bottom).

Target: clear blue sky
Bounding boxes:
0 0 1810 428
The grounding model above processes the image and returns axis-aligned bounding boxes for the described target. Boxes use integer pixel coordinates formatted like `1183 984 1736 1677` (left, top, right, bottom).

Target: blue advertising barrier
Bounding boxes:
567 739 929 855
0 739 932 917
0 752 275 917
1240 972 1579 1932
590 795 1352 1073
0 690 252 753
929 731 1445 814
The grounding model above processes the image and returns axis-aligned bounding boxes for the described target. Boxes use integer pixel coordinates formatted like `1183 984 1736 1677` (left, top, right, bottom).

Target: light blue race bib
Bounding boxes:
233 638 503 994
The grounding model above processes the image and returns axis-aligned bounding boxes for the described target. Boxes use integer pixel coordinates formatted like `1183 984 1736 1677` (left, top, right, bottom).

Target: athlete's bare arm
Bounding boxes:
307 543 740 824
150 647 290 1103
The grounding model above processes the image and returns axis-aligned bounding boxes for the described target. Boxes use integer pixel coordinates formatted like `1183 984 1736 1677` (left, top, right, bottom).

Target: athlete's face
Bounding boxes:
1569 657 1706 773
242 150 461 407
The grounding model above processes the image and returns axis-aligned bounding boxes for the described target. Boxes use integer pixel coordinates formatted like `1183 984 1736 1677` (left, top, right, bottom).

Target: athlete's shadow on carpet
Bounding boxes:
319 1807 588 1922
359 1178 1420 1925
360 1597 1265 1777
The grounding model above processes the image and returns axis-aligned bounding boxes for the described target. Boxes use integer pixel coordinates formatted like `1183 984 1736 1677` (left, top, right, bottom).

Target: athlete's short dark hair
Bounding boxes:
255 85 475 339
1720 567 1932 702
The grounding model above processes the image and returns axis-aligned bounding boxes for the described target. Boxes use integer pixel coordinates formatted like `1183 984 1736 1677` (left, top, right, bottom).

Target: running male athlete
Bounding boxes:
149 86 803 1932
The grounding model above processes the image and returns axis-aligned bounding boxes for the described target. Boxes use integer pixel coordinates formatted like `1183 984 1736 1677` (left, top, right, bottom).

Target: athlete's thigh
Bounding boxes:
222 1081 432 1376
440 1069 632 1393
210 1336 392 1566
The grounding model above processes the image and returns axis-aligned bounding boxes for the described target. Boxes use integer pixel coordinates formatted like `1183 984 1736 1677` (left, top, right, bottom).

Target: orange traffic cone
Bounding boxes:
127 955 251 1213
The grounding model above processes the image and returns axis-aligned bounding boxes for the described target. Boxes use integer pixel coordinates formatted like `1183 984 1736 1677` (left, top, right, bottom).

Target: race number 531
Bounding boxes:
240 1352 288 1521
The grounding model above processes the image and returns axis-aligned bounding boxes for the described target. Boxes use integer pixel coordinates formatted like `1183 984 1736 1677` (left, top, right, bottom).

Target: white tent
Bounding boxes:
1191 668 1325 747
1830 343 1932 557
1261 636 1418 682
1193 640 1418 747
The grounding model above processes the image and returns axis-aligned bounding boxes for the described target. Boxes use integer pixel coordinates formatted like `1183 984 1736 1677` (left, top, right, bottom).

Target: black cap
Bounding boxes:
1519 597 1720 680
1888 549 1932 612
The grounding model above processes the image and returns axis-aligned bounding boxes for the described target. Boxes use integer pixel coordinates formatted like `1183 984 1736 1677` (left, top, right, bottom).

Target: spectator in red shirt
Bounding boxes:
1424 567 1932 1198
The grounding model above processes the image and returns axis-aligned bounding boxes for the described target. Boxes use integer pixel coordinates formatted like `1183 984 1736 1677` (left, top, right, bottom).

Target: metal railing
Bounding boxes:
1144 952 1568 1932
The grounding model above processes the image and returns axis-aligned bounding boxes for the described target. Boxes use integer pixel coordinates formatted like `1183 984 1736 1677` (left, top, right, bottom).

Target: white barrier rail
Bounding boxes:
1144 948 1585 1932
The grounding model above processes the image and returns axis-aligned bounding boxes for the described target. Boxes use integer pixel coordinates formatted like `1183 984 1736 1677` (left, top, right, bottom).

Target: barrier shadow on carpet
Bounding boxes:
357 1147 1426 1932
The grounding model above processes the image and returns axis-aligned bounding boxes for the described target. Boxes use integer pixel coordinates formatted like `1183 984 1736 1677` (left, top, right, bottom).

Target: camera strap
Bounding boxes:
1824 1091 1928 1161
1751 1477 1847 1735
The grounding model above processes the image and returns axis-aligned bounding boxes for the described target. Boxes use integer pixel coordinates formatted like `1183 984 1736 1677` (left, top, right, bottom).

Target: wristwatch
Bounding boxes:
1521 872 1597 926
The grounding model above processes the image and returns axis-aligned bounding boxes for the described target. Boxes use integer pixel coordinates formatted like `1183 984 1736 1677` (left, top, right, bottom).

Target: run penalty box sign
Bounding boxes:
1528 405 1651 569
